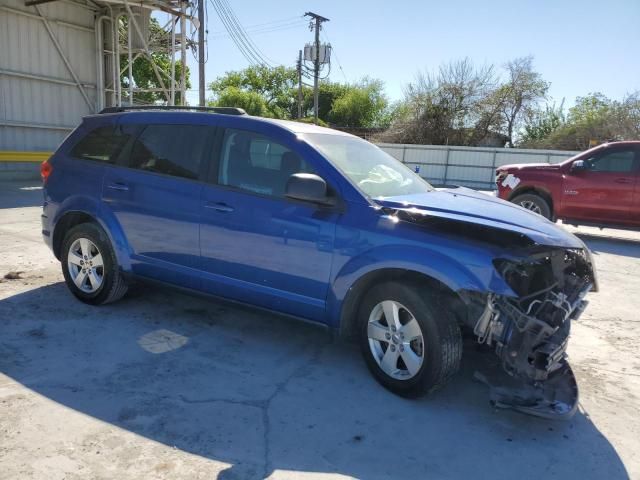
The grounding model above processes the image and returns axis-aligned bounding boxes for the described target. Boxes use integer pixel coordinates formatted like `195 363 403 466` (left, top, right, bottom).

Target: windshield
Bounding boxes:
303 133 434 198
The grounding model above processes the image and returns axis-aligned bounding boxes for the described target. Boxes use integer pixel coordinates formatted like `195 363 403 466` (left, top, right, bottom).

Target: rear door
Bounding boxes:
560 146 638 224
199 127 339 321
102 122 215 288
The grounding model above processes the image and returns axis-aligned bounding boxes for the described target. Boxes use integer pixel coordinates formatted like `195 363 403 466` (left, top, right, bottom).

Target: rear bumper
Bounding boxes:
41 199 54 253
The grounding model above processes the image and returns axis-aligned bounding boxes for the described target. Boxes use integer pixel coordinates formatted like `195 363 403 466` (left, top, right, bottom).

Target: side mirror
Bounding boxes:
285 173 333 205
570 160 587 172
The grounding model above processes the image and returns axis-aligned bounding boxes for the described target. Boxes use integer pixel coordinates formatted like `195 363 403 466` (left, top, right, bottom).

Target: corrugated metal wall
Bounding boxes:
0 0 97 152
378 143 581 189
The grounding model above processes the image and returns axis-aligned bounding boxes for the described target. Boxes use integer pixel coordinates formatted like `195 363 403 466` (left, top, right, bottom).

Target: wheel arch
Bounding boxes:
336 268 470 341
508 185 555 217
52 207 132 271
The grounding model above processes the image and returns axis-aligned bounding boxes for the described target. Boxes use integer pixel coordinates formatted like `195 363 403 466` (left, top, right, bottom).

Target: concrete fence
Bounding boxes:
377 143 581 190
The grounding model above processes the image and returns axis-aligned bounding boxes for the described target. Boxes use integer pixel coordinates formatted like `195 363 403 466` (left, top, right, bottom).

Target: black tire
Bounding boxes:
358 281 462 398
60 223 128 305
511 193 552 220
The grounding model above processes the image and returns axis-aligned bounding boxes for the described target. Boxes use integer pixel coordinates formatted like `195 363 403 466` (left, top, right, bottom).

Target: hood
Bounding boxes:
497 163 562 171
375 187 584 249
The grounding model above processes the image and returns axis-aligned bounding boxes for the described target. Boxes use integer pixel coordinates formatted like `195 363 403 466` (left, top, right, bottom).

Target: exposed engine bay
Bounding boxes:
472 247 596 419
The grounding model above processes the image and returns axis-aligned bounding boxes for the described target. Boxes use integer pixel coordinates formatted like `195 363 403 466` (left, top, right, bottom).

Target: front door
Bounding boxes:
561 146 639 224
199 127 338 321
102 123 213 288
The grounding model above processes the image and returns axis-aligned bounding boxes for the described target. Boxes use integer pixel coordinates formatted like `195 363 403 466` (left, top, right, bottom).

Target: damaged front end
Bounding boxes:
471 247 596 419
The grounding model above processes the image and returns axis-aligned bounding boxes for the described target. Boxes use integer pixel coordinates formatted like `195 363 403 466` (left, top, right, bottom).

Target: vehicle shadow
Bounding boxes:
0 282 630 479
0 181 43 209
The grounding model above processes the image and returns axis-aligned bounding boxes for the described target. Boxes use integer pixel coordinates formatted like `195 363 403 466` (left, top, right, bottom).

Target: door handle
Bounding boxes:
614 178 633 184
107 182 129 192
204 202 234 213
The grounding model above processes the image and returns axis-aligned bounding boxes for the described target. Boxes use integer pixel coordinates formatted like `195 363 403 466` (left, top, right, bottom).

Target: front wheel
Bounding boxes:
61 223 128 305
511 193 552 220
358 281 462 397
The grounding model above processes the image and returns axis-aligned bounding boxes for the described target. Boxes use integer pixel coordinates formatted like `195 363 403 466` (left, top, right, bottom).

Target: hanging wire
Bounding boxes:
322 30 348 83
210 0 261 65
218 0 286 66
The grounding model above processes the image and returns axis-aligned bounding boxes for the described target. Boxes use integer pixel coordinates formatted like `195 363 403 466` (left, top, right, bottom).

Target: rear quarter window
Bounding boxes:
128 124 210 180
70 126 131 163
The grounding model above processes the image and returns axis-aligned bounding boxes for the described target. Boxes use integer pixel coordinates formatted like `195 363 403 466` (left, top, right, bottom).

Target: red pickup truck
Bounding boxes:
496 141 640 229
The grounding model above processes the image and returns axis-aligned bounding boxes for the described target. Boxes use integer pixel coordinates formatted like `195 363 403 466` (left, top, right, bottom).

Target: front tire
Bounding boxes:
61 223 128 305
358 281 462 398
511 193 552 220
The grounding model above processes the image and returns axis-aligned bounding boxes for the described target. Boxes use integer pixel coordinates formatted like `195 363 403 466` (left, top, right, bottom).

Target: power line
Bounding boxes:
209 19 307 39
210 0 263 66
222 0 278 64
210 0 253 64
322 30 348 83
212 0 284 66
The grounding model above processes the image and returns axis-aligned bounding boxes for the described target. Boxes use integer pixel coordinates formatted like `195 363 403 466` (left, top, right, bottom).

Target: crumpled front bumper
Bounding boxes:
475 359 578 420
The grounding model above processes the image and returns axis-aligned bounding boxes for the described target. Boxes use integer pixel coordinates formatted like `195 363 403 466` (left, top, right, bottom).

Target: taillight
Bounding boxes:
40 159 52 183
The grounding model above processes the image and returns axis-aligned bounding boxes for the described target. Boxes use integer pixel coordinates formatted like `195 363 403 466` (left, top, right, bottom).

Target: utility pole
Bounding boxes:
197 0 205 106
179 0 187 105
297 49 303 119
304 12 329 124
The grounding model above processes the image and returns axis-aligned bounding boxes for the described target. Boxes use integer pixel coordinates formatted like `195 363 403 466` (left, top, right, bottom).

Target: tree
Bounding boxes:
495 56 549 147
119 18 190 104
520 101 566 146
211 87 268 116
209 65 297 118
381 58 502 145
519 92 640 150
327 78 389 128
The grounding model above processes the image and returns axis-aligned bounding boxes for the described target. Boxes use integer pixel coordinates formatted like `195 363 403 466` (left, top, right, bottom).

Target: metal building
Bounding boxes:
0 0 192 176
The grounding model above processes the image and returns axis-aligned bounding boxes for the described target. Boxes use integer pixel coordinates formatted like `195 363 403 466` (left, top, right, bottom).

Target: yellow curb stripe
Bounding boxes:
0 151 52 162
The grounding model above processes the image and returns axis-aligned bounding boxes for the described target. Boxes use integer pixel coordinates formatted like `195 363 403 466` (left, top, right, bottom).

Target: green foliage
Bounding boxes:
119 18 190 104
209 65 297 118
520 102 566 145
295 117 328 127
208 66 388 127
327 78 388 128
521 92 640 150
208 87 268 116
205 63 637 148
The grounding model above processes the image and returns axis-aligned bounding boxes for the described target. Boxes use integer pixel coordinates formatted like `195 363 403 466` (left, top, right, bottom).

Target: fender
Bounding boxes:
326 244 516 328
508 182 555 202
53 195 133 272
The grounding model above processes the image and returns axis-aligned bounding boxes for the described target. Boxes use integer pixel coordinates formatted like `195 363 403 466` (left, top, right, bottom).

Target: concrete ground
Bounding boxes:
0 180 638 480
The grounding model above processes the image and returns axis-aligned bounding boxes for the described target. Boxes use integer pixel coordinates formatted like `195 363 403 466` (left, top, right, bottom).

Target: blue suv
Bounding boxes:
41 107 597 418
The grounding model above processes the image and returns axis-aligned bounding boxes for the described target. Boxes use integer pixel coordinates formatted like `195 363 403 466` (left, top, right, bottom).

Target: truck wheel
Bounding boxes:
358 281 462 398
61 223 128 305
512 193 552 220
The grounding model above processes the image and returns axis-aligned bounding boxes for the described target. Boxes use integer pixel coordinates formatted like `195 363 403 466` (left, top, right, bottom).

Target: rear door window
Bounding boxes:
70 125 130 163
128 125 210 180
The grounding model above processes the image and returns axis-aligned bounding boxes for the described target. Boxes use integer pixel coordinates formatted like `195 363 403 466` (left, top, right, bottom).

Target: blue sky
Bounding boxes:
184 0 640 107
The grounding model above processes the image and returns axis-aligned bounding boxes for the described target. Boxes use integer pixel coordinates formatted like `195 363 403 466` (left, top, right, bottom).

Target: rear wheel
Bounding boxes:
358 281 462 397
511 193 552 220
61 223 128 305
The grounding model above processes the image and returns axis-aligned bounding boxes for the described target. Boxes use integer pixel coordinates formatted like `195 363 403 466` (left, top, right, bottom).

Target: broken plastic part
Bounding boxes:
474 359 578 420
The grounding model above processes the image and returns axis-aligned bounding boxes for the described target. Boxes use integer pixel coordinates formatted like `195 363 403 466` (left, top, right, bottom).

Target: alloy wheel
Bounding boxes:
519 200 542 215
67 237 104 293
367 300 425 380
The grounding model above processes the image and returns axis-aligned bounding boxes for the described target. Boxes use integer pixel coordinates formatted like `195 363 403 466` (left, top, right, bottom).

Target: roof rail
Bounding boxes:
99 106 247 116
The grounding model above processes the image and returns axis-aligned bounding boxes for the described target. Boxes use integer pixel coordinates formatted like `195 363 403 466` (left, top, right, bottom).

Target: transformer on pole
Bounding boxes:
304 12 330 125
